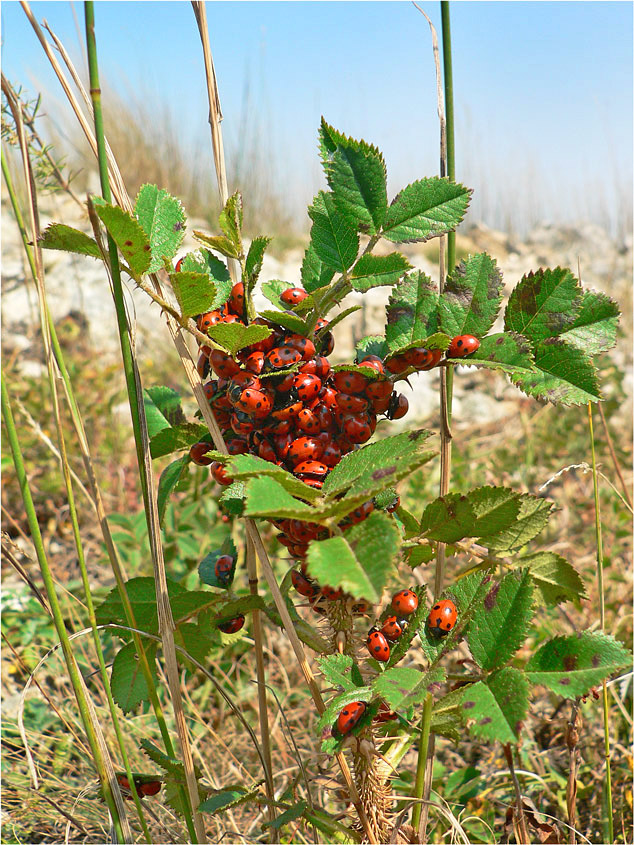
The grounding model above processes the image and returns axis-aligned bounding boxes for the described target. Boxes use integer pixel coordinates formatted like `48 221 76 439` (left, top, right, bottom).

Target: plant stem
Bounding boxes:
587 402 614 843
411 693 433 834
503 743 530 844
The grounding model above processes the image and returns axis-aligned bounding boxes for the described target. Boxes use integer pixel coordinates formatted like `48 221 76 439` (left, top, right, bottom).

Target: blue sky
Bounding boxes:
2 1 632 235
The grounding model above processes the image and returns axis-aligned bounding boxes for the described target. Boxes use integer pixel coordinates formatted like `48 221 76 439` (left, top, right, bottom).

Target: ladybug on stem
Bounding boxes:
427 599 457 637
336 701 367 736
366 627 391 662
381 615 409 642
391 589 418 616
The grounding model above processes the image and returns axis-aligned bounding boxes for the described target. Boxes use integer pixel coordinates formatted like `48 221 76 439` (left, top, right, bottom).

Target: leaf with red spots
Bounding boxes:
505 267 582 344
384 271 443 351
372 665 446 710
134 184 186 273
526 632 630 698
559 289 620 354
39 223 101 259
511 337 601 406
92 197 152 278
440 252 504 337
517 552 587 607
170 270 218 318
461 667 529 744
447 332 534 374
382 177 471 244
419 493 476 543
466 569 534 671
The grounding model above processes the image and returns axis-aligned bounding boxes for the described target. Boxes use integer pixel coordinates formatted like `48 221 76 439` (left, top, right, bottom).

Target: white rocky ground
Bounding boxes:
2 191 632 429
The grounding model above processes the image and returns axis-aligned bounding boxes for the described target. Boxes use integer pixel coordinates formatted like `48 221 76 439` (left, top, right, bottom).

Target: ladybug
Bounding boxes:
236 388 272 418
214 555 234 586
287 436 323 465
280 287 308 307
196 350 210 379
386 393 408 421
336 701 367 736
371 395 392 414
373 702 398 724
271 399 303 422
116 774 132 792
258 439 277 462
365 379 393 401
313 404 334 432
427 599 458 637
366 628 391 662
391 589 418 616
293 373 322 401
210 461 233 486
350 599 371 615
333 370 368 395
218 614 245 634
222 313 242 325
358 355 385 375
285 334 316 360
386 494 401 513
230 411 256 435
345 501 375 525
288 520 322 543
229 282 245 315
321 442 342 467
265 346 302 371
291 569 320 598
448 335 480 358
302 477 324 490
402 346 435 370
342 415 373 444
321 584 344 600
297 407 321 434
417 348 444 370
381 615 408 642
336 392 369 413
174 257 185 273
288 542 309 559
228 372 260 403
197 311 224 332
300 356 331 378
294 460 329 479
189 441 213 466
245 350 265 374
210 349 241 378
273 432 293 459
384 353 409 374
227 438 248 455
271 372 296 393
139 781 162 797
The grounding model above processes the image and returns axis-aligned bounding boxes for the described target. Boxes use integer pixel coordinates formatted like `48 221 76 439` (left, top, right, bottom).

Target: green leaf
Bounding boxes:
306 536 379 603
219 481 246 516
206 323 271 357
320 119 388 232
111 642 157 712
323 429 433 497
263 801 307 831
174 622 217 668
170 271 217 318
355 335 389 363
243 476 314 520
92 197 152 278
484 494 553 551
382 177 471 243
469 486 522 540
511 337 601 406
260 279 292 310
504 267 582 343
308 191 359 272
420 493 476 543
180 249 232 310
150 423 213 459
258 310 310 336
193 230 240 260
134 184 186 273
349 253 411 292
144 386 185 428
385 271 441 350
453 332 534 374
439 253 503 337
518 552 587 606
39 223 101 258
466 570 534 670
430 688 466 743
559 289 620 354
141 738 196 778
345 509 399 587
316 653 361 692
228 453 320 501
244 236 271 292
461 667 529 743
199 784 262 815
526 631 630 698
97 577 188 635
157 456 190 524
372 666 446 710
218 191 243 250
143 392 170 439
301 241 336 293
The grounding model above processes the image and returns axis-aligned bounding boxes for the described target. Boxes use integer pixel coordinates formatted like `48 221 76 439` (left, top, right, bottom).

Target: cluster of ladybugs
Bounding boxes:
336 593 458 737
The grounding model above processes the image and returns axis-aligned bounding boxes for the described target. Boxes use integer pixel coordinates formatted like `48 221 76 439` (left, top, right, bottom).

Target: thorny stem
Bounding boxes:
587 403 614 843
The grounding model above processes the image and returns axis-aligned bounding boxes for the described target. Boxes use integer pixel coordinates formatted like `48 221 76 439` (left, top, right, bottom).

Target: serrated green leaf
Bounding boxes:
511 337 601 405
219 481 246 516
244 236 271 292
526 631 630 698
149 423 212 459
145 386 185 427
382 177 471 243
349 253 411 292
346 509 399 586
143 392 170 438
484 494 552 551
258 310 310 336
111 642 157 712
452 332 534 374
316 654 360 691
301 241 336 293
134 184 186 272
193 230 240 260
323 429 433 497
347 451 435 503
430 688 466 743
440 253 503 337
170 271 217 318
420 493 476 543
157 456 190 524
218 191 243 249
308 191 359 272
97 577 183 635
306 536 379 603
372 666 446 710
355 335 389 362
263 801 307 830
504 267 582 343
141 738 191 777
518 552 587 606
174 622 217 668
260 279 292 310
467 570 534 670
469 486 522 539
92 197 152 278
320 119 388 233
243 476 314 520
461 667 529 743
180 249 232 310
559 289 620 354
199 784 262 815
385 271 441 350
228 453 320 501
206 322 271 357
39 223 102 258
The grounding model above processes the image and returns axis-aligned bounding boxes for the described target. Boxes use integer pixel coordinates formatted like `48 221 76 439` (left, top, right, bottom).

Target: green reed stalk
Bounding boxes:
2 147 153 838
84 5 198 839
1 375 126 842
587 403 614 843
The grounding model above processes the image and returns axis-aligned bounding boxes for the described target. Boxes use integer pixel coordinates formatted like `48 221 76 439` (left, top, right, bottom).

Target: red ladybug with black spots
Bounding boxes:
218 615 245 634
391 589 418 616
427 599 457 637
366 627 391 662
448 335 480 358
214 554 234 586
336 701 367 736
